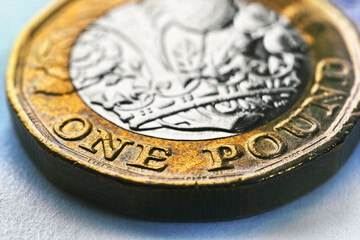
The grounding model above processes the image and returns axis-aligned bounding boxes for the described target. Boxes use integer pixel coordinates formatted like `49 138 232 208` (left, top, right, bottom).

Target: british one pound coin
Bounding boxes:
7 0 360 221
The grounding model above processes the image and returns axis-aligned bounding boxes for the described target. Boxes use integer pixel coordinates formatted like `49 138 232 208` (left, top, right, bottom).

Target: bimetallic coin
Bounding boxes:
7 0 360 221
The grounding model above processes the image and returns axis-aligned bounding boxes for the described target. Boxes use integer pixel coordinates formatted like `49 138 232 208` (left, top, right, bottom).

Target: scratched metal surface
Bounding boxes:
0 0 360 239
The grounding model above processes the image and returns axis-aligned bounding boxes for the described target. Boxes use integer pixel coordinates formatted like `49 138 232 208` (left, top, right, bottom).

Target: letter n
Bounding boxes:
80 129 134 161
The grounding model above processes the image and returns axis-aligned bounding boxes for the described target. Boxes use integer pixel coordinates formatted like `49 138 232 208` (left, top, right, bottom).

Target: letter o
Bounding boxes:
247 132 288 159
54 116 92 140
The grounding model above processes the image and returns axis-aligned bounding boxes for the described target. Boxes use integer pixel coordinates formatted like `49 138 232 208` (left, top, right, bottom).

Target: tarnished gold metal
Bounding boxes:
6 0 360 221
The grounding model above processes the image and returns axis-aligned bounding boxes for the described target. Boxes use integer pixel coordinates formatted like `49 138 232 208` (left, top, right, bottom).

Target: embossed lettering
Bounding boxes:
80 129 134 161
275 58 351 138
127 144 172 171
315 58 351 83
275 112 320 138
305 58 350 116
203 144 244 171
69 2 310 140
248 132 287 159
54 116 92 140
306 85 347 116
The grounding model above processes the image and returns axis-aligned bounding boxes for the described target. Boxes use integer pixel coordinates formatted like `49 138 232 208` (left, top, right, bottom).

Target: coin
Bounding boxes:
6 0 360 221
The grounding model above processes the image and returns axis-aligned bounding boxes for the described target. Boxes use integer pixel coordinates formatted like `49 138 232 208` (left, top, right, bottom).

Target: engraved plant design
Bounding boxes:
69 0 309 134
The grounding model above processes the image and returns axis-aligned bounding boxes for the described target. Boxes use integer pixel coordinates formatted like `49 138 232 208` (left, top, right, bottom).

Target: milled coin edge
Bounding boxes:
6 0 360 187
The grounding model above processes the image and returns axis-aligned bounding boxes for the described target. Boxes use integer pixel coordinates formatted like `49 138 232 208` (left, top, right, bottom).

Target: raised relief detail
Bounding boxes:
275 112 320 138
203 144 244 171
53 117 172 171
80 129 134 161
127 144 172 172
54 116 93 140
69 0 310 140
275 58 351 139
247 132 288 159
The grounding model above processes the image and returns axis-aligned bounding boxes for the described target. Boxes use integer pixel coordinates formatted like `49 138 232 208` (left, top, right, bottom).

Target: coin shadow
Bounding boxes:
5 120 360 239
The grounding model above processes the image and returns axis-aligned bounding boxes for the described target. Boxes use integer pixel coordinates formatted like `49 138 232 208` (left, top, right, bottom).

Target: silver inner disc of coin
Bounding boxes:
69 0 310 140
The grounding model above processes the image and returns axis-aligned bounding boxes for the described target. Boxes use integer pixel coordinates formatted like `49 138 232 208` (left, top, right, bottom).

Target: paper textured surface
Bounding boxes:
0 0 360 239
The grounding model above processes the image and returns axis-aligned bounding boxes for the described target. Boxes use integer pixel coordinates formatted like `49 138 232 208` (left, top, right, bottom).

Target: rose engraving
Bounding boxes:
69 0 310 140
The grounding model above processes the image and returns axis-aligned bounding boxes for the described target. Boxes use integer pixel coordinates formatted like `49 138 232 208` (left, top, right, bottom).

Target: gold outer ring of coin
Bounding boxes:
6 0 360 221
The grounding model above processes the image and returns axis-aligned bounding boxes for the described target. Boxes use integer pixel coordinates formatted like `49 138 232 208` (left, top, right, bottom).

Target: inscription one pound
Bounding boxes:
54 56 351 173
53 116 172 172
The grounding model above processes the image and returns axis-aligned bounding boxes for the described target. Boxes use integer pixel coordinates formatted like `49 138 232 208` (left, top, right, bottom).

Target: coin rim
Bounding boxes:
6 0 360 187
